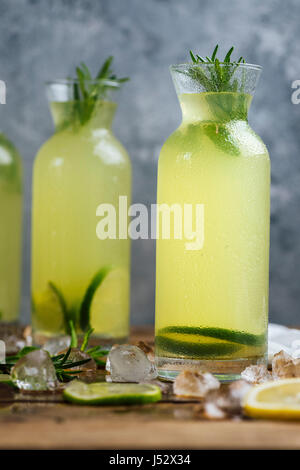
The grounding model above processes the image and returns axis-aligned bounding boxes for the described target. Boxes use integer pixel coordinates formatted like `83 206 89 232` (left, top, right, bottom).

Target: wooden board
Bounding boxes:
0 326 300 450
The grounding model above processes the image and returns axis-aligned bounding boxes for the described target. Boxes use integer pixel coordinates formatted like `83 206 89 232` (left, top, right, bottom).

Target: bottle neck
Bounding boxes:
179 92 252 124
50 100 117 131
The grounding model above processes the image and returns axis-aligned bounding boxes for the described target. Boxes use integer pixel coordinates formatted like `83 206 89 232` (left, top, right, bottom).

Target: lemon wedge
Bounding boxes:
244 378 300 420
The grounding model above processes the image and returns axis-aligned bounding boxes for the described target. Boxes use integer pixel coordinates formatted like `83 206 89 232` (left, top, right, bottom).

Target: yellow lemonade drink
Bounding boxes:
155 54 270 380
32 61 131 343
0 133 22 322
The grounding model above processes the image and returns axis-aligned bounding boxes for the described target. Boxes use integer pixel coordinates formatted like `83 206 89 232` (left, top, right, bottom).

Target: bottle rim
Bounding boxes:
46 78 121 88
170 63 262 72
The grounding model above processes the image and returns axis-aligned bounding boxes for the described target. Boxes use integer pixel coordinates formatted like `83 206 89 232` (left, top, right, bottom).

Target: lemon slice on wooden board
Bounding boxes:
244 378 300 420
63 381 162 405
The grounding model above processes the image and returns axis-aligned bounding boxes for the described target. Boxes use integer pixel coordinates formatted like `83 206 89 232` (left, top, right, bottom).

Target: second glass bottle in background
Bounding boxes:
0 133 22 324
32 63 131 343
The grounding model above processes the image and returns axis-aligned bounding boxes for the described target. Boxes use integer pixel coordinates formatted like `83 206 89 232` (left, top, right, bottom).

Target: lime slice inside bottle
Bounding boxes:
63 381 162 405
155 325 266 359
32 282 66 334
80 266 129 334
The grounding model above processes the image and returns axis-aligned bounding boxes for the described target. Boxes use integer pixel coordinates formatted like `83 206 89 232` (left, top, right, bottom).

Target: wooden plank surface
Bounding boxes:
0 326 300 450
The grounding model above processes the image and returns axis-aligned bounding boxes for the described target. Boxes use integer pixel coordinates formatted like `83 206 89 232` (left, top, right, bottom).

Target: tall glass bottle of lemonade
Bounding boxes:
155 47 270 380
0 133 22 323
32 59 131 344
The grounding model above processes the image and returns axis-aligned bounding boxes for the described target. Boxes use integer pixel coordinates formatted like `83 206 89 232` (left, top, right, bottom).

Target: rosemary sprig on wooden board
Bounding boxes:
0 325 109 382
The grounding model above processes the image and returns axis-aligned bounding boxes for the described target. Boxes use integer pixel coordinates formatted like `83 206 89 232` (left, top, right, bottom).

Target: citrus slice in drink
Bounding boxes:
155 326 266 359
244 378 300 420
63 381 162 405
80 266 129 334
32 282 66 334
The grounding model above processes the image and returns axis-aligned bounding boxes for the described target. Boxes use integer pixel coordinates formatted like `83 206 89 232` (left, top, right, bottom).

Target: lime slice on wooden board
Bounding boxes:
63 381 162 405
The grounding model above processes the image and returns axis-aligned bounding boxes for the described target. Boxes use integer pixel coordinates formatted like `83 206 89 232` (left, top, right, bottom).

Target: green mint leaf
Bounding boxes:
211 44 219 61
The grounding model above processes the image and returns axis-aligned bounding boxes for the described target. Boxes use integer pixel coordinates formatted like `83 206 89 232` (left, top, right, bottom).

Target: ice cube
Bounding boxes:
1 325 32 356
135 341 154 361
241 364 272 384
11 349 58 391
272 350 300 379
228 379 253 405
204 400 227 420
3 335 26 355
204 380 252 419
43 336 71 356
106 344 157 382
173 370 220 398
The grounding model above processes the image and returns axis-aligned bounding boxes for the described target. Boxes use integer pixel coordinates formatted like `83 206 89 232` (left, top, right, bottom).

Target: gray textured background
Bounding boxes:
1 0 300 326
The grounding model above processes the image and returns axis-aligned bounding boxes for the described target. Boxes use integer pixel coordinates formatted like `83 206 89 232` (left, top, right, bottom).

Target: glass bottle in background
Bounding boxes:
0 132 23 323
32 59 131 344
155 48 270 380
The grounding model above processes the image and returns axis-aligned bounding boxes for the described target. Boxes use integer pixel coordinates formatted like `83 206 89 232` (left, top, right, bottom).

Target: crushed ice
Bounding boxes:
174 370 220 398
272 350 300 379
241 364 272 384
204 380 252 419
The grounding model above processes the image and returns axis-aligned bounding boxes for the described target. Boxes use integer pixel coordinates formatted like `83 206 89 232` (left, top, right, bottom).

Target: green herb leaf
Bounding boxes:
48 281 69 331
69 320 78 348
68 58 129 127
224 46 234 63
96 56 114 79
211 44 219 61
184 45 246 93
80 327 94 352
79 266 111 332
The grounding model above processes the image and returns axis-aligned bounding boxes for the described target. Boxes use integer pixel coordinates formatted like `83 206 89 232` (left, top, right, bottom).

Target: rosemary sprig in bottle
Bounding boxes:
73 56 129 126
177 46 250 156
188 45 245 93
